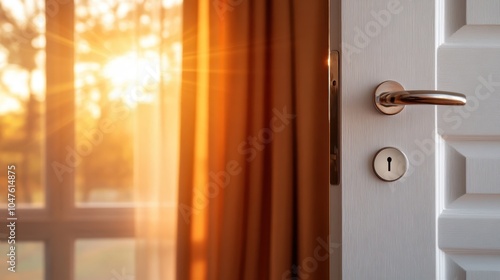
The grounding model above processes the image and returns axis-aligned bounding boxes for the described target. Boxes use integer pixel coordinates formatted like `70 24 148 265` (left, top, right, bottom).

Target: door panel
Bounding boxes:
340 0 500 279
467 0 500 24
437 2 500 279
341 0 436 279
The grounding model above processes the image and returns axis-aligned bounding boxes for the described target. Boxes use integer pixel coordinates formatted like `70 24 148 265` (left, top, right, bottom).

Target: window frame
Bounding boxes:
15 2 135 279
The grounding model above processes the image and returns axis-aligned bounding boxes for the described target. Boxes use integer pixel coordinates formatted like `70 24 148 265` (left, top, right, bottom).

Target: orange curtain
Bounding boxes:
177 0 330 279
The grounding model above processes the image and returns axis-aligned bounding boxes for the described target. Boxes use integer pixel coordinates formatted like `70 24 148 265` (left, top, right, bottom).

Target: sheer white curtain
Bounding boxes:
134 1 181 279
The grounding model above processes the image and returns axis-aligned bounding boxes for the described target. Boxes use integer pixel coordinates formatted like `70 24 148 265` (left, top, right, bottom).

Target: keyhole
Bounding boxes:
387 157 392 171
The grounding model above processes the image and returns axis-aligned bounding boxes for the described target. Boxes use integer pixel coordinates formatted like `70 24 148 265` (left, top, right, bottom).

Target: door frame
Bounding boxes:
329 0 341 279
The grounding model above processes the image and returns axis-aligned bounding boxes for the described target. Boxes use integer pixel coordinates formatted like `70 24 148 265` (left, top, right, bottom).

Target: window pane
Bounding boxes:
74 0 138 204
0 242 44 279
0 0 45 207
75 239 135 280
73 0 182 205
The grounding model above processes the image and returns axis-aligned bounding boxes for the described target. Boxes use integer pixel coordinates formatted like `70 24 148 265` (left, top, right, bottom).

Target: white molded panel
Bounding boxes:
438 47 500 137
467 0 500 24
445 140 500 194
448 253 500 272
438 1 500 279
467 158 500 194
467 271 500 280
445 25 500 46
439 195 500 277
439 195 500 251
443 141 466 206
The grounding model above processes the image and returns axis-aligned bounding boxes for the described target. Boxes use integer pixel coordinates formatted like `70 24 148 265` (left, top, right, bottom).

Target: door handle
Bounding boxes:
374 80 467 115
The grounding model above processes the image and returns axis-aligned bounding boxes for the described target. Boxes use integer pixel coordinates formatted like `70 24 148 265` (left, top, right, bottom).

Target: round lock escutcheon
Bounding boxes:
373 147 408 182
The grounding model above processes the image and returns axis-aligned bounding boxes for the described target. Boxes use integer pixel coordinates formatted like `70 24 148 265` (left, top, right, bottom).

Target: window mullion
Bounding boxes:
45 0 76 220
45 1 75 279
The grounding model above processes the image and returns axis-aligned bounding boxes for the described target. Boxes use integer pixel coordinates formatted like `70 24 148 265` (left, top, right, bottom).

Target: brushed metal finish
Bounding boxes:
374 80 467 115
330 51 340 185
372 147 408 182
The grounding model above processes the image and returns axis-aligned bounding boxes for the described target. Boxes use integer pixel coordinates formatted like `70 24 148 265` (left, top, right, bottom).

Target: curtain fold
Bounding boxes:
178 0 330 279
134 2 182 280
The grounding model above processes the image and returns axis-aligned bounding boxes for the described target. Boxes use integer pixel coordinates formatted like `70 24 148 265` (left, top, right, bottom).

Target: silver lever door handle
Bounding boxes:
374 80 467 115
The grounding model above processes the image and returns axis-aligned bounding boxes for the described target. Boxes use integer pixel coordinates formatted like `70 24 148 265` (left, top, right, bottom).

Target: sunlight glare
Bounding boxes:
90 89 100 102
30 69 45 100
31 34 45 49
139 35 158 49
103 53 141 86
87 102 101 119
163 0 182 8
0 47 7 66
1 0 26 26
2 67 29 99
0 96 21 114
103 52 160 107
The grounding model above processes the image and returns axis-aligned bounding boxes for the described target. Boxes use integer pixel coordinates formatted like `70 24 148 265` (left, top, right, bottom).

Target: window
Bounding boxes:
0 1 181 279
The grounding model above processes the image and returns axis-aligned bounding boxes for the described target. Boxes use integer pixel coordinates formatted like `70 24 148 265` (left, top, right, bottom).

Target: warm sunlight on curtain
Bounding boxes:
134 1 182 280
177 0 330 279
189 0 210 278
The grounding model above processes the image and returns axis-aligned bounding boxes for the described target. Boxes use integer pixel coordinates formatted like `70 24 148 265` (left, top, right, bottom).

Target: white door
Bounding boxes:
338 0 500 279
